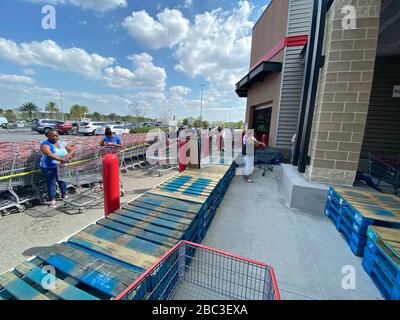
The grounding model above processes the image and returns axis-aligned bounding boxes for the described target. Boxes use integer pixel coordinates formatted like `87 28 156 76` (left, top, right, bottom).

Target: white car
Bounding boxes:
77 121 108 135
94 125 130 136
0 117 8 128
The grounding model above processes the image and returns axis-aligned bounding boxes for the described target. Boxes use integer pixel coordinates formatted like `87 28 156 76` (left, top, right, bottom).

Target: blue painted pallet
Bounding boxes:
325 204 367 256
106 213 184 240
328 187 400 229
363 245 400 300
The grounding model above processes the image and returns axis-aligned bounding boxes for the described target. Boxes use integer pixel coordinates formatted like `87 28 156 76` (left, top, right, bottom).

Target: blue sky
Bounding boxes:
0 0 271 121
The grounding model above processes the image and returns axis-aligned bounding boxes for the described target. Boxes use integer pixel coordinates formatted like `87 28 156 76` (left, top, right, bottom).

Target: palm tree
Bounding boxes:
45 101 59 114
70 104 89 120
19 102 39 119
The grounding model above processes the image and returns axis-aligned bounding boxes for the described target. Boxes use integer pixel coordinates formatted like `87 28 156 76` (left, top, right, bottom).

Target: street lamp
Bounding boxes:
199 84 205 121
58 90 64 121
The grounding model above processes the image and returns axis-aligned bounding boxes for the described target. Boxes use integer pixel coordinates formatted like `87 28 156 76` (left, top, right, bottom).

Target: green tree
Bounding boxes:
182 118 189 126
45 101 59 114
123 115 133 123
108 113 118 121
0 108 4 115
19 102 39 119
70 104 89 120
92 112 101 121
193 118 203 128
4 109 16 122
202 120 209 128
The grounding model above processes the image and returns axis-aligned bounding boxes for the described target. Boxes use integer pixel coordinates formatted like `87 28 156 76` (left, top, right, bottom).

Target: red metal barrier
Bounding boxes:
178 139 187 172
102 154 120 216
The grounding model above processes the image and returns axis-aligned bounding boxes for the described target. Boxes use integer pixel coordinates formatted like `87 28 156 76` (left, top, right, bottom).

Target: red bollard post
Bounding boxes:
178 139 187 173
103 154 120 216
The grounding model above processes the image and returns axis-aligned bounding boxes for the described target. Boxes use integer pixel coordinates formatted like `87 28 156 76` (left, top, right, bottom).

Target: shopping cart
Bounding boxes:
121 134 148 171
0 147 41 217
146 144 178 177
116 240 281 300
255 147 280 177
368 153 400 195
59 150 103 213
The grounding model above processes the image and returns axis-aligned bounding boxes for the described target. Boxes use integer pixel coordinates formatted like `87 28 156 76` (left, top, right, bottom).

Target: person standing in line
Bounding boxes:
242 127 265 183
40 130 75 208
291 132 297 165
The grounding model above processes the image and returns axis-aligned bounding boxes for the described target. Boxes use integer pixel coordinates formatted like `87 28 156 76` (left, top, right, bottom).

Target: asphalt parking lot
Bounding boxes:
0 129 52 142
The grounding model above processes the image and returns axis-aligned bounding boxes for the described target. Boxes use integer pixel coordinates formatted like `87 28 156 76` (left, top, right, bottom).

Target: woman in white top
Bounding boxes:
242 129 265 183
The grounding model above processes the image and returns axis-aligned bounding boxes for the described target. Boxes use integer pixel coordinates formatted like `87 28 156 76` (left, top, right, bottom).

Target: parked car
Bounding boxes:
77 121 108 136
31 119 63 135
56 121 74 135
126 123 138 130
0 117 8 128
94 125 130 136
15 120 27 128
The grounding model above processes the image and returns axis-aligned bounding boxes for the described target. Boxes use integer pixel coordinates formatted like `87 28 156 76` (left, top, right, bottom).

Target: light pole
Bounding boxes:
199 84 205 121
58 90 64 121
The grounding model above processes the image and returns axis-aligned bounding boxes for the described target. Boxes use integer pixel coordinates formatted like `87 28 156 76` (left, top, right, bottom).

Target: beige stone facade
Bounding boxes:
305 0 382 185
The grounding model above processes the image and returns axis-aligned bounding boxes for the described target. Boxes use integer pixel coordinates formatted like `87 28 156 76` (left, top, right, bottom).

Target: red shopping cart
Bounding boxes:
116 240 280 300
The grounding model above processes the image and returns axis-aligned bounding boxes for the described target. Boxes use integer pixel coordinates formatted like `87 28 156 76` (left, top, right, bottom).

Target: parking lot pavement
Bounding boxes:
0 169 177 274
0 129 47 142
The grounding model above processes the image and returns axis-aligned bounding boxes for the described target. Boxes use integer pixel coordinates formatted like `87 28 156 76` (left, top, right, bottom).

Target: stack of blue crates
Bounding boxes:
363 226 400 300
325 187 400 257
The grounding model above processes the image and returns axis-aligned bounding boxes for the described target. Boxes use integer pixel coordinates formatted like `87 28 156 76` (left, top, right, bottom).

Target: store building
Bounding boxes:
236 0 400 186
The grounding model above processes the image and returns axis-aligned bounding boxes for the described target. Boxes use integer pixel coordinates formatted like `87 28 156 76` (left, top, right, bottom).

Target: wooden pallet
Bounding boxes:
0 163 236 300
331 187 400 225
363 226 400 300
326 187 400 257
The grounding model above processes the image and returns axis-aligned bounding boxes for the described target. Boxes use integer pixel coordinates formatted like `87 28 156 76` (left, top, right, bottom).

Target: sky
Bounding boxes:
0 0 271 121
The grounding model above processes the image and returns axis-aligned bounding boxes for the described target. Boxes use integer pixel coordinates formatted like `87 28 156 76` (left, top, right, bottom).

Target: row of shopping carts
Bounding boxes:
368 153 400 195
0 142 46 217
0 134 149 217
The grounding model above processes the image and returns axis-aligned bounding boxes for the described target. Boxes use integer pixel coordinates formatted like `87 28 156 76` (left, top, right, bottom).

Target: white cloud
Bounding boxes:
184 0 193 8
23 0 127 12
0 73 35 84
0 38 115 80
174 1 253 91
23 69 36 76
121 1 253 119
122 8 190 49
0 37 168 108
103 66 135 88
0 81 132 115
170 86 191 96
126 52 167 92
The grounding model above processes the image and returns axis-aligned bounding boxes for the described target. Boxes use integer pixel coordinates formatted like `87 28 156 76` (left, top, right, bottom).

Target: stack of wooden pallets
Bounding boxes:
0 162 237 300
325 187 400 256
363 226 400 300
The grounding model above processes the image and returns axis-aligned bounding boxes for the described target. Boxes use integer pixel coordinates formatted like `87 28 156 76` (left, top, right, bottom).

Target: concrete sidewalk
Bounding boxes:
202 166 382 300
0 170 176 274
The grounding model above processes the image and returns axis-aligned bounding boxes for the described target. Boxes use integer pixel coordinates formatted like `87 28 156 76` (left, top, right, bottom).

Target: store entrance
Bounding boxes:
252 105 272 144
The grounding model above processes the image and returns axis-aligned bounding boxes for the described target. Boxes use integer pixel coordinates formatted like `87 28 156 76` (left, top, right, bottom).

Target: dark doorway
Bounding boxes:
252 106 272 144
